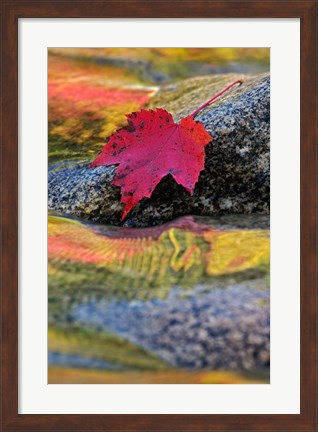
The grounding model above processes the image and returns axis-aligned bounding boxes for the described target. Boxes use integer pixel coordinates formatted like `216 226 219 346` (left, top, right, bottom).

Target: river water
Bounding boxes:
48 212 270 384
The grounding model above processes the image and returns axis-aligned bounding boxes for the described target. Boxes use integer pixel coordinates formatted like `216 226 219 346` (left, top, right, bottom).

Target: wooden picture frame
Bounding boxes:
1 1 317 430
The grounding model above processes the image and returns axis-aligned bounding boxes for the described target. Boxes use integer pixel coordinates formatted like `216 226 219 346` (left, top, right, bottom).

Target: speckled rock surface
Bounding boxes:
72 281 270 371
48 73 270 227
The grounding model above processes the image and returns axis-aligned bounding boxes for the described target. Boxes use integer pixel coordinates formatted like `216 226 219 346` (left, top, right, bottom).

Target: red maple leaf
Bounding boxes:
91 80 241 220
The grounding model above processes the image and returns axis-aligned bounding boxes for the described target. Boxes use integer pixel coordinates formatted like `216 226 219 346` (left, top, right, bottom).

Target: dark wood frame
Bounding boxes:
1 1 317 431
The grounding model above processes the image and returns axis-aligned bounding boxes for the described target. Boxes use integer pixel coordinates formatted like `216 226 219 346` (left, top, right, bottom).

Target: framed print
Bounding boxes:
1 1 317 431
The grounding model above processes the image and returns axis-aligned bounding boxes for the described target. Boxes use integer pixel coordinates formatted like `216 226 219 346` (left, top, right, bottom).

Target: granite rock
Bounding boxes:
72 282 270 371
48 73 270 227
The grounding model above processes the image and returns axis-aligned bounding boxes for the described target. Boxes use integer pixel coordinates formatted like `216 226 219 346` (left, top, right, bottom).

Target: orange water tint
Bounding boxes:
49 83 152 108
48 216 270 277
49 234 151 265
49 236 108 265
48 215 212 273
228 256 248 268
48 52 155 128
48 218 154 266
48 366 267 385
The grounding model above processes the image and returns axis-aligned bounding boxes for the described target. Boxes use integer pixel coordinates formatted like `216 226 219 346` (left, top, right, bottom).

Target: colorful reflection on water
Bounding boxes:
48 213 270 383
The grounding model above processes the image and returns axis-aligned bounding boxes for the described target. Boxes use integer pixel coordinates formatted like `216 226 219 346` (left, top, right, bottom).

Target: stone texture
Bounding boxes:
48 73 270 227
72 281 270 371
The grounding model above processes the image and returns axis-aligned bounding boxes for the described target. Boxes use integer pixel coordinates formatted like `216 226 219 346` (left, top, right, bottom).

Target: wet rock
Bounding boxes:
72 281 270 371
48 73 270 227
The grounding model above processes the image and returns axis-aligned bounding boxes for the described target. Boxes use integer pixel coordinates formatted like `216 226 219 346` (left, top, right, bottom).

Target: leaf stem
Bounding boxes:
190 79 242 118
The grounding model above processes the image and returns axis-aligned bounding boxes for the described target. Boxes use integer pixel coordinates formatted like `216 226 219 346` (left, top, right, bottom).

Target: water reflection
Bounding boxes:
48 213 270 383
